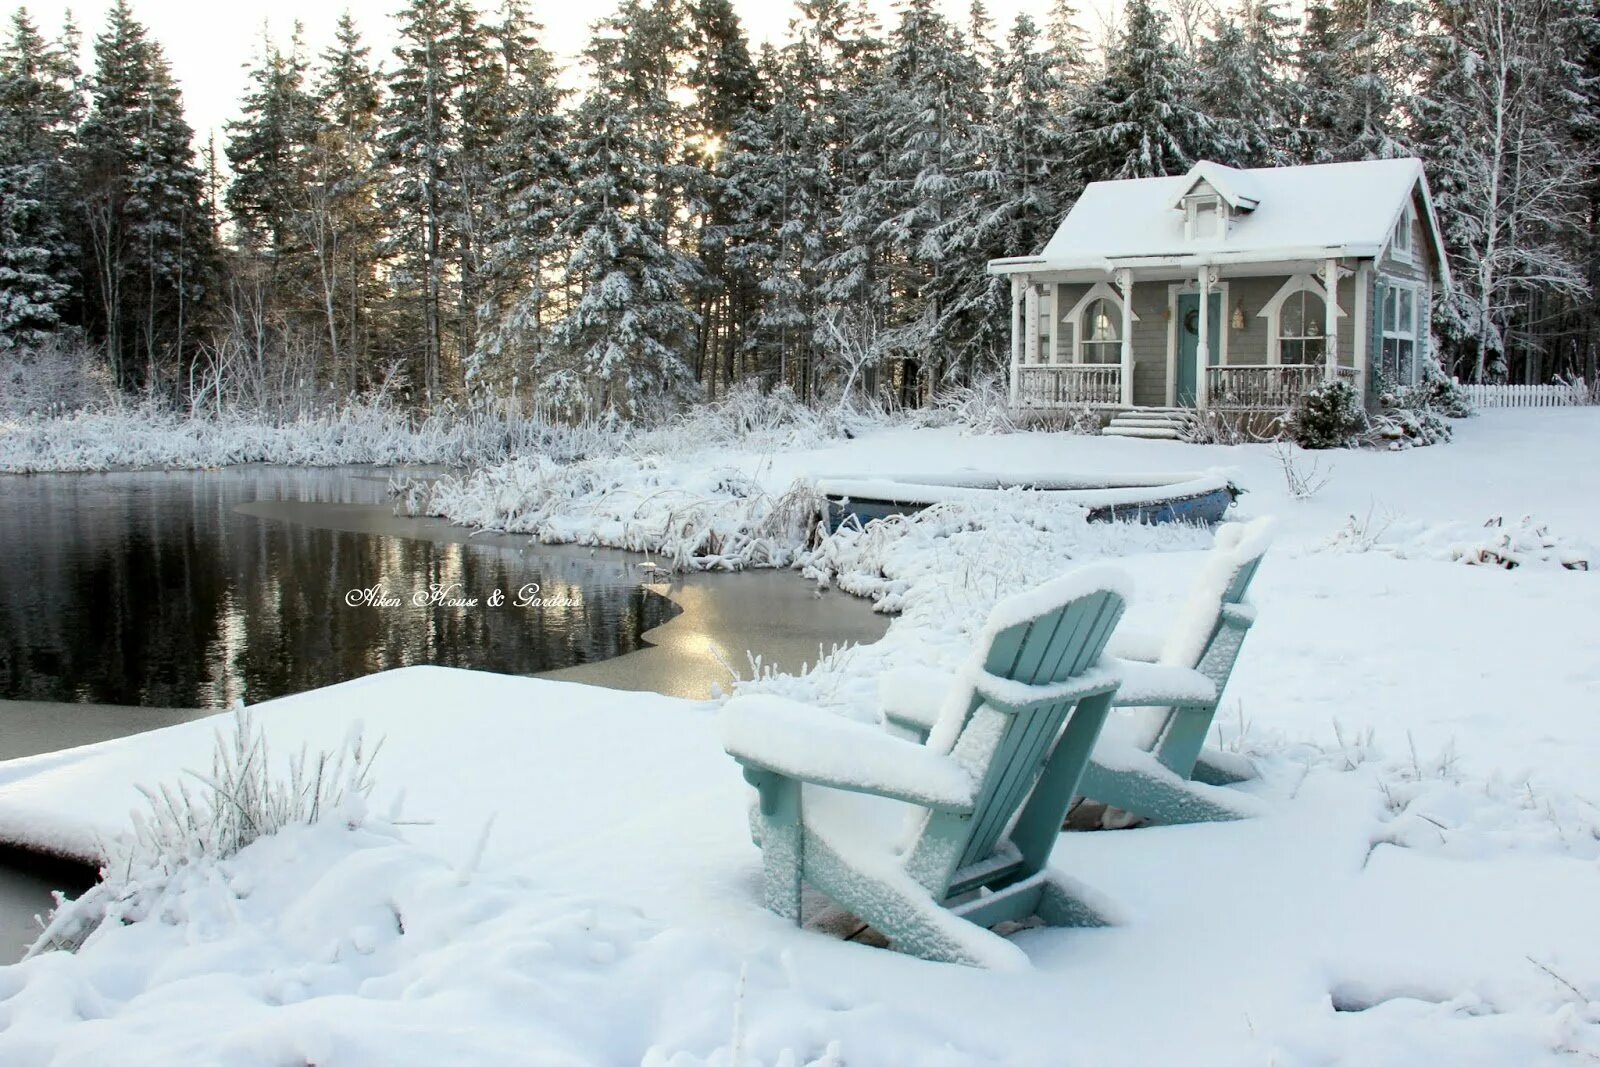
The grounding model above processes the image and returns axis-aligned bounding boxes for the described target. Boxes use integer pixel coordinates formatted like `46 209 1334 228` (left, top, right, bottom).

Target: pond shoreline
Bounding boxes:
0 473 889 961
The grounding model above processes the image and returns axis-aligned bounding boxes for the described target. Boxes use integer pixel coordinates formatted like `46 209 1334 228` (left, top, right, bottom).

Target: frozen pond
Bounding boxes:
0 465 890 962
0 466 680 707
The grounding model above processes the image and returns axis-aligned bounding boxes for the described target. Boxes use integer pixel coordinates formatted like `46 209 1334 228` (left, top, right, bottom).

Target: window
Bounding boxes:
1187 196 1223 240
1277 290 1326 365
1037 288 1054 363
1380 285 1417 383
1081 298 1121 363
1392 204 1414 261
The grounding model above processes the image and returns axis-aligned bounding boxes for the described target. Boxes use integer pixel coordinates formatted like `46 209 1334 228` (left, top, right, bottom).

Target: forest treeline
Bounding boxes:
2 0 1597 417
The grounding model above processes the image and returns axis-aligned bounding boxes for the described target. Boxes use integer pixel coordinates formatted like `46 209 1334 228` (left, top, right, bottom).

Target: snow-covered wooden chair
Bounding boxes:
1072 518 1274 824
880 519 1274 825
719 566 1135 969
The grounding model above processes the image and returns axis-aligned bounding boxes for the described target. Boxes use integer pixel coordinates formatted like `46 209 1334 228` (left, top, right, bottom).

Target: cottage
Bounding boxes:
988 158 1451 436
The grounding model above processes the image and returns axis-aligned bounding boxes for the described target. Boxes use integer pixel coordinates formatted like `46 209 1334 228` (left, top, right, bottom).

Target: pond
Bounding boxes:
0 467 679 708
0 465 891 962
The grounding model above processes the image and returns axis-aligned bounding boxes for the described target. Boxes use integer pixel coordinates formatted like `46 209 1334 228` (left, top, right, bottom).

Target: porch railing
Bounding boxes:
1016 363 1122 408
1206 364 1356 410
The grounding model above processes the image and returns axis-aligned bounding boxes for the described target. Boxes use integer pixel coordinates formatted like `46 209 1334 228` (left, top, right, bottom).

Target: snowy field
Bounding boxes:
0 408 1597 1065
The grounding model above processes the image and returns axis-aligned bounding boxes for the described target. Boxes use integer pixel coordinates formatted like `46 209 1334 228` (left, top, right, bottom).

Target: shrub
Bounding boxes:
1283 379 1363 449
1367 406 1453 449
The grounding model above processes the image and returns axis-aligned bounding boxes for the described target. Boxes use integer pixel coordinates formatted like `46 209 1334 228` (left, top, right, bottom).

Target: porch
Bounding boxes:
1000 259 1367 414
1015 362 1359 412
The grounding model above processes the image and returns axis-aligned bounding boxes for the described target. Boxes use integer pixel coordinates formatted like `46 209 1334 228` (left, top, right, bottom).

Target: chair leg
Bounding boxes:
751 774 804 923
1077 754 1256 825
805 834 1029 970
1152 704 1217 780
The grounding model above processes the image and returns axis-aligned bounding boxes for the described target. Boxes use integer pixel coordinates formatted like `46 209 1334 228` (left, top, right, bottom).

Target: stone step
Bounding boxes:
1110 416 1194 430
1102 425 1186 441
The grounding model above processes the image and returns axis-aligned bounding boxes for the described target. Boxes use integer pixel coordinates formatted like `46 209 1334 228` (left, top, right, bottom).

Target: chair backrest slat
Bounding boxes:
944 587 1126 874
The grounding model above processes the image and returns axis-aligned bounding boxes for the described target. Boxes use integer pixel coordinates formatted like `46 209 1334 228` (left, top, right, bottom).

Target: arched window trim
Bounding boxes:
1065 280 1139 363
1258 273 1346 365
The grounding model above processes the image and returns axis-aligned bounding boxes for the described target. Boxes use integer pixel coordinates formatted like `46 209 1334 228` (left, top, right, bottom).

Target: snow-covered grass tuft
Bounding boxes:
26 708 380 958
1320 512 1592 570
400 454 832 571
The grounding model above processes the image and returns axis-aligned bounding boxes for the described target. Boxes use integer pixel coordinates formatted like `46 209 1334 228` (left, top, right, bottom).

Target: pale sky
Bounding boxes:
7 0 1107 144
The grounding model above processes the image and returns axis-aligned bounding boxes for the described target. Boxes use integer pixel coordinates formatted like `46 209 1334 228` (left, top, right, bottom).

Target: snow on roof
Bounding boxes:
1166 161 1263 212
997 158 1448 284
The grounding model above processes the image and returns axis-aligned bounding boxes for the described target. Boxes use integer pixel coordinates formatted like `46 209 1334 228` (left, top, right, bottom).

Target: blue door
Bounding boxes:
1176 292 1223 406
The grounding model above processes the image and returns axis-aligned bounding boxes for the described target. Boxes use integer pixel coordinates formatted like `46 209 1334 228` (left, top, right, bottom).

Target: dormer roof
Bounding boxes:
1167 161 1262 213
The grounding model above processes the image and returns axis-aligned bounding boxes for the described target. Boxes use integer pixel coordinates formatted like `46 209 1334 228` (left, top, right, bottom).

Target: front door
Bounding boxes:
1176 292 1223 406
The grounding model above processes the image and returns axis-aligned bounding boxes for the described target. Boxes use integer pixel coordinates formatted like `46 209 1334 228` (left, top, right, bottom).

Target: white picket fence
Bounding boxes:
1462 382 1590 409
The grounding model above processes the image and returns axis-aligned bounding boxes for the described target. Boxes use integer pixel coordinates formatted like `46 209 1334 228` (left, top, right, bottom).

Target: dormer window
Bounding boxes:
1392 202 1415 261
1185 194 1226 240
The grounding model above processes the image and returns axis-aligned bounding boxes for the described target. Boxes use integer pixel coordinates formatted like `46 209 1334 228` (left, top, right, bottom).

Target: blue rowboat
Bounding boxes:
815 471 1240 532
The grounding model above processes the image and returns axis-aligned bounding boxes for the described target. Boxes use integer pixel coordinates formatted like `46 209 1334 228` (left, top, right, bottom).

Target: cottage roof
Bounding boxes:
990 158 1451 288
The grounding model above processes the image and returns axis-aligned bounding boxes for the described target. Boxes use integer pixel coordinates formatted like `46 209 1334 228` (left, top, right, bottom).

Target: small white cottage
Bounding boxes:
988 158 1451 433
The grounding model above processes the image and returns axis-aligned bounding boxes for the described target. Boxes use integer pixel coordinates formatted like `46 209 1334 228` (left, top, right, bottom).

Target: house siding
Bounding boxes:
1053 270 1361 407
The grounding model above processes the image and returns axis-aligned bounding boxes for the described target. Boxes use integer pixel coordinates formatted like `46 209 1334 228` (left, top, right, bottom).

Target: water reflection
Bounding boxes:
0 467 678 707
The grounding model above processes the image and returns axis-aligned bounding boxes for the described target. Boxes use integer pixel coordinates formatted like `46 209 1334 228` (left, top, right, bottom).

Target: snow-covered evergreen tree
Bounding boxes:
1071 0 1220 180
0 10 81 349
75 0 215 388
468 0 569 397
1196 0 1296 167
307 12 384 389
551 16 701 417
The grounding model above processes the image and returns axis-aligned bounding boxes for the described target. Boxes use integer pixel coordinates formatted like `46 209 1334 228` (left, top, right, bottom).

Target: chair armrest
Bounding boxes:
1106 659 1217 709
1104 628 1164 663
720 695 976 813
878 667 950 740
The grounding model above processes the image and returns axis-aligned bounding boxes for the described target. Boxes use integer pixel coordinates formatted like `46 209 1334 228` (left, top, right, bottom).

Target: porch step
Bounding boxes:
1103 425 1187 441
1102 407 1196 442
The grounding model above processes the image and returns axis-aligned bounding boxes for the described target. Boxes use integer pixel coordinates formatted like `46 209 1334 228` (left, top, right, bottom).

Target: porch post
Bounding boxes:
1117 267 1134 408
1009 276 1023 407
1322 257 1340 383
1353 263 1369 402
1196 265 1212 410
1024 280 1041 368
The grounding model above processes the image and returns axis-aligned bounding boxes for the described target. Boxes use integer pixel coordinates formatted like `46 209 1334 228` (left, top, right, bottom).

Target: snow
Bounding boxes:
2 408 1600 1063
1011 157 1436 271
719 695 976 810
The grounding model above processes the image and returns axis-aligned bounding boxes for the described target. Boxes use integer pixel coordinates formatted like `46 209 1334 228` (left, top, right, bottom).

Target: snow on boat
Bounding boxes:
816 471 1239 531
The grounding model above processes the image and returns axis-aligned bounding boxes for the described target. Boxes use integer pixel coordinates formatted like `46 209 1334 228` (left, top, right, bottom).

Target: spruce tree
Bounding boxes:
310 12 384 389
75 0 215 388
0 9 82 348
1071 0 1220 180
551 18 700 417
469 0 569 397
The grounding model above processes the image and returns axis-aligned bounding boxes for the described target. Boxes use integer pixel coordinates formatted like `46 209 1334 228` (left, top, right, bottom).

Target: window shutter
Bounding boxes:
1370 275 1387 402
1416 283 1431 383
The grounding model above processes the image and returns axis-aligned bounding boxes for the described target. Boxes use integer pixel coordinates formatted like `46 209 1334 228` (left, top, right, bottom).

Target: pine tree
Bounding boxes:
551 15 701 417
225 28 318 260
0 9 82 348
1071 0 1220 180
469 0 569 397
75 0 215 388
1196 0 1295 167
309 12 384 389
1287 0 1347 163
685 0 760 398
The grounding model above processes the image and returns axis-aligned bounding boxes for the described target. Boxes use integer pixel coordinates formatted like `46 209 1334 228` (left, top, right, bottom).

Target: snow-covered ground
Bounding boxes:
1 409 1597 1065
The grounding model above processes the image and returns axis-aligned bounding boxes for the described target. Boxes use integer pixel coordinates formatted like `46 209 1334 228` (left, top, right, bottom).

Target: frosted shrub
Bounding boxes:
28 709 380 957
1283 379 1363 449
0 337 114 417
923 376 1019 435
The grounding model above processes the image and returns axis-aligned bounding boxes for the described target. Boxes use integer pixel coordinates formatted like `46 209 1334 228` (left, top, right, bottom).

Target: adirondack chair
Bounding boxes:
881 519 1274 826
1072 517 1274 824
718 566 1135 969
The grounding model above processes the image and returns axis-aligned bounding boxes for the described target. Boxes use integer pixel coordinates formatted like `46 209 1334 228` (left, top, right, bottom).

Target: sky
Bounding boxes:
6 0 1105 144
